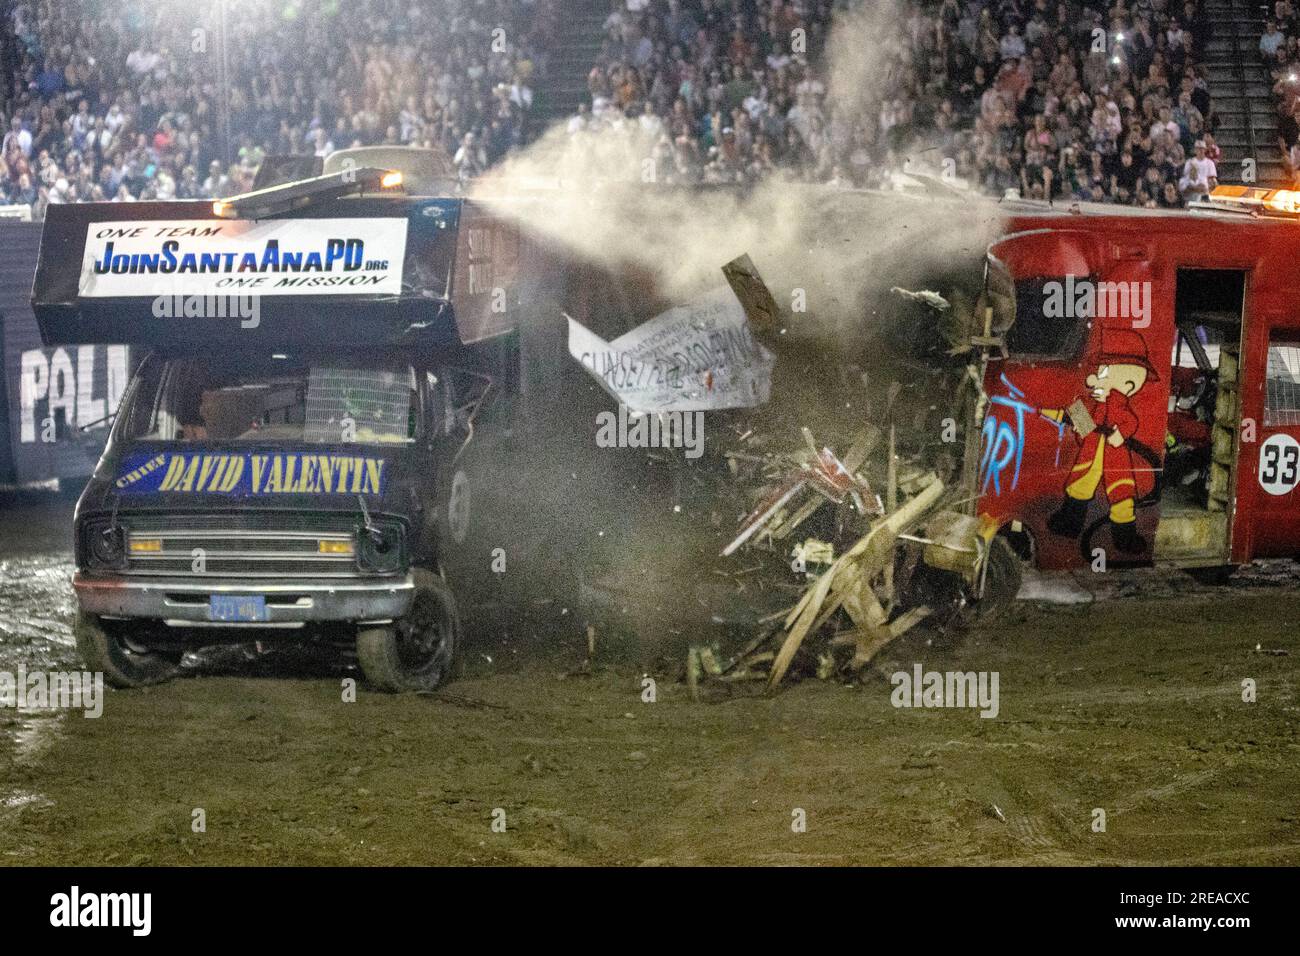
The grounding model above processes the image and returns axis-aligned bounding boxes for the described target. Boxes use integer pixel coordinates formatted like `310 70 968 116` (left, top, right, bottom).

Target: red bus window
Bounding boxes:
1265 339 1300 426
1006 277 1091 360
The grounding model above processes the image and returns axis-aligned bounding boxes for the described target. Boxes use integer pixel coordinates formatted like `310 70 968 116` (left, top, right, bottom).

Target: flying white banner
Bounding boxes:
567 286 774 413
78 218 407 297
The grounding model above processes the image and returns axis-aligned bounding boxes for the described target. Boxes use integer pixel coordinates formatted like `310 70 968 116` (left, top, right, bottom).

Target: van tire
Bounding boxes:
356 569 461 692
74 612 181 688
974 536 1024 621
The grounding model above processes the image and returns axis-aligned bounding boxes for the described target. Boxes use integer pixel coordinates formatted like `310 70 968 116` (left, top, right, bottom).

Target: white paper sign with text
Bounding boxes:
567 286 774 413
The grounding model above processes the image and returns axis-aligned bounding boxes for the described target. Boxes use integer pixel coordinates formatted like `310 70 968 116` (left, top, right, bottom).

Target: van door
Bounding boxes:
1150 268 1246 566
1243 328 1300 557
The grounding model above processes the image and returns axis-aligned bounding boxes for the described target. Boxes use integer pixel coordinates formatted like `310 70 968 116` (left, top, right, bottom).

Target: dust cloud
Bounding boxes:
472 1 1004 323
464 3 1010 647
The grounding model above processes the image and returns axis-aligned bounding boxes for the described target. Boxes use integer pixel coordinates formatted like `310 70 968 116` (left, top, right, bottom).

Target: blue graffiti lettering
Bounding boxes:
981 417 1018 494
980 375 1035 494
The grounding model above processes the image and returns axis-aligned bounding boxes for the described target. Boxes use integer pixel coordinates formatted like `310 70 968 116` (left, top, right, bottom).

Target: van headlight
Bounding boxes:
357 522 404 574
83 521 126 570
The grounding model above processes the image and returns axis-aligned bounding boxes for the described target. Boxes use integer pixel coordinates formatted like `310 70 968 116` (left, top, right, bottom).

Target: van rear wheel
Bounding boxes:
74 612 181 688
356 569 461 692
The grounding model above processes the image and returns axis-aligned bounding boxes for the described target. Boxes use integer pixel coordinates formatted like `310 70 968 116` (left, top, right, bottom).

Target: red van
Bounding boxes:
976 186 1300 575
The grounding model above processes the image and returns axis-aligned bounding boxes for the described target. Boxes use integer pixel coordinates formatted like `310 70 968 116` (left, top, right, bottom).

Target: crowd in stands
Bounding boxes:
0 0 554 217
578 0 1220 206
1263 3 1300 177
1 0 1230 217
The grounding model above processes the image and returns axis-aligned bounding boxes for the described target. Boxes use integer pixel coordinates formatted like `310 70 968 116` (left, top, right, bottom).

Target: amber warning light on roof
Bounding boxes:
1208 184 1300 215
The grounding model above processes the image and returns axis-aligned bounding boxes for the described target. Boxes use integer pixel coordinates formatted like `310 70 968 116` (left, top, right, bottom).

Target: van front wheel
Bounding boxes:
74 612 181 688
356 570 460 692
973 535 1024 621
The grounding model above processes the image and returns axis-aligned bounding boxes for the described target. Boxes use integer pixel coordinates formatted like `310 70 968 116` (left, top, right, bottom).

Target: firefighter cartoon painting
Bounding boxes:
1043 330 1159 554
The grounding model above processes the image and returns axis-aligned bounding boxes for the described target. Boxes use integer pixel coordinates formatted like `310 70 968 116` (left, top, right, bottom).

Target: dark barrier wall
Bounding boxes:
0 221 129 485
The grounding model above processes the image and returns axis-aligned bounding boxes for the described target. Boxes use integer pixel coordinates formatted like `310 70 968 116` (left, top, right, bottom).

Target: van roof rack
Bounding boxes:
212 166 405 220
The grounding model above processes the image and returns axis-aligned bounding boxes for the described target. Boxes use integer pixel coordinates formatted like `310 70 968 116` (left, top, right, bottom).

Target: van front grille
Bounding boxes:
122 515 361 578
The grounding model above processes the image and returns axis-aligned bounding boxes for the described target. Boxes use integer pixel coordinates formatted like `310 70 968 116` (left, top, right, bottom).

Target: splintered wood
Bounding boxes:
708 422 953 695
720 432 883 558
767 473 943 688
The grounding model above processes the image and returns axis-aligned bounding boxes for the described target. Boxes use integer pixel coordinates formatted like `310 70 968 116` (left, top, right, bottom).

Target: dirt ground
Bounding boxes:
1 488 1297 866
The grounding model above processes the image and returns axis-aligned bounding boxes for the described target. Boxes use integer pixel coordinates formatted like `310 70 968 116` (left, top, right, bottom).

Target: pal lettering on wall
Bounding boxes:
79 218 408 298
19 345 130 442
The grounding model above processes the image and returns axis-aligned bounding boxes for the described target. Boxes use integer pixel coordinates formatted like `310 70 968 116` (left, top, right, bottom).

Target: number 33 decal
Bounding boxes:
1259 433 1300 496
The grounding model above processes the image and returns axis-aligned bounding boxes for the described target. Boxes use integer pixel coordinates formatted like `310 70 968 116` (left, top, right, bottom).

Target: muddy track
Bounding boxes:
1 491 1297 866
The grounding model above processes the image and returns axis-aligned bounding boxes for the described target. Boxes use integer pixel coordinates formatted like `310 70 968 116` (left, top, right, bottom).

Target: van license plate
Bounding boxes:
209 595 268 622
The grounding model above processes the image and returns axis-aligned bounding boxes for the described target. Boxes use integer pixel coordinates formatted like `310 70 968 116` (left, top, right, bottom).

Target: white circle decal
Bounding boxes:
1259 433 1300 496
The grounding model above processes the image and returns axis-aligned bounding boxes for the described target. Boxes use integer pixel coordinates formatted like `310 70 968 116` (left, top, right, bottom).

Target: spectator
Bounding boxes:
1178 139 1217 201
1262 21 1286 61
453 131 486 182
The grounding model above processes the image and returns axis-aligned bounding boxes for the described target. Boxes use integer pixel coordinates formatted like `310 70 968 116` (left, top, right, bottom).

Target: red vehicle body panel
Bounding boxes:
975 205 1300 570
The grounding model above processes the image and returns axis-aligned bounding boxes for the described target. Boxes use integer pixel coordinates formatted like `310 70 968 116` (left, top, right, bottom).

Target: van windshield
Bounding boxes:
123 356 418 445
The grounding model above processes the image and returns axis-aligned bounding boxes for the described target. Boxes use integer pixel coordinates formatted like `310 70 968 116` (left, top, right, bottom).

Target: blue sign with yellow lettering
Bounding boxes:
114 451 386 496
